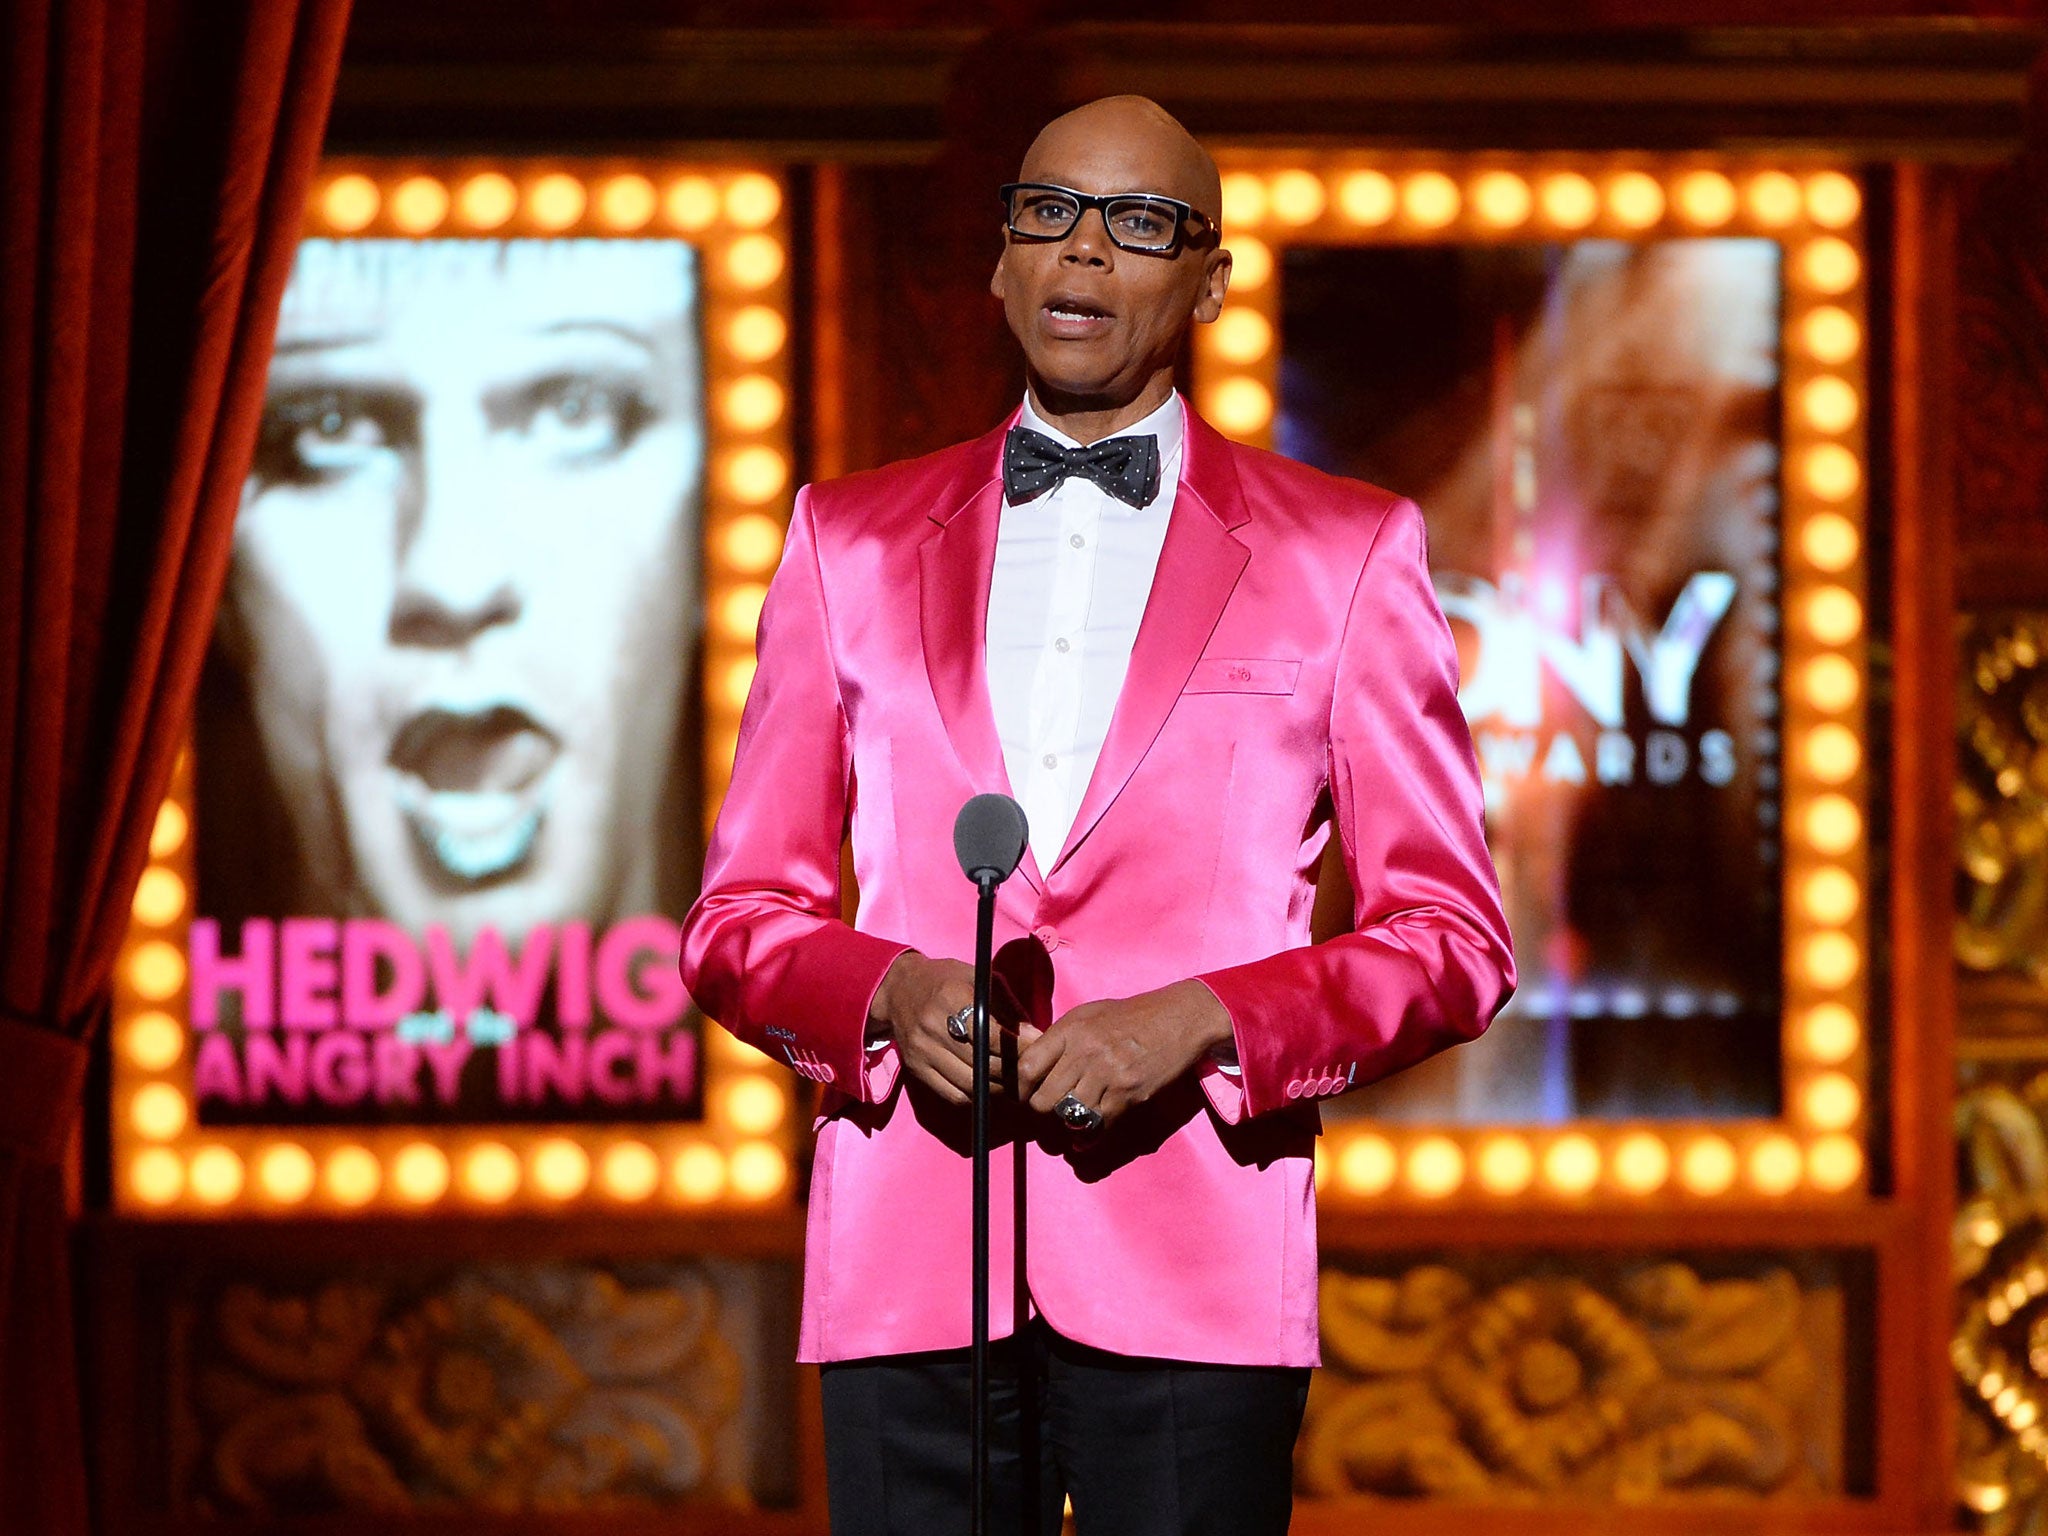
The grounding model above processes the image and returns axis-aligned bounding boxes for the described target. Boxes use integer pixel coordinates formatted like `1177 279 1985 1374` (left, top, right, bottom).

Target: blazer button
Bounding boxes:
1033 924 1057 950
1285 1079 1304 1099
817 1063 837 1084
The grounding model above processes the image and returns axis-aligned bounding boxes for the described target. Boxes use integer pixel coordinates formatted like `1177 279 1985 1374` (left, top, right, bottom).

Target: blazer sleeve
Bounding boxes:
1194 497 1516 1123
679 487 910 1102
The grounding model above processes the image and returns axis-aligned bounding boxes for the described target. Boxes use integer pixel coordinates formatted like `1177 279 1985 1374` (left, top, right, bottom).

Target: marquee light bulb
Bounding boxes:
1605 172 1665 230
1804 444 1862 502
321 174 379 233
1471 172 1532 229
718 658 757 712
1805 172 1861 229
1799 238 1861 295
1801 376 1861 435
726 1075 786 1135
1680 1136 1737 1195
1745 171 1803 228
125 1011 183 1072
726 235 785 290
1207 378 1274 437
1675 170 1737 228
527 173 587 231
392 1142 450 1204
720 584 769 642
1804 794 1863 856
1803 1072 1862 1131
1230 237 1274 290
131 1083 189 1140
1221 172 1268 229
1337 171 1396 227
189 1146 245 1206
1211 308 1273 366
1804 723 1862 783
1538 172 1599 229
150 799 188 859
1401 172 1461 230
389 176 450 234
325 1145 381 1206
601 1141 661 1201
531 1137 591 1200
722 376 785 432
1406 1135 1465 1197
1339 1135 1398 1195
131 867 187 927
1807 1134 1863 1191
724 172 782 230
1268 169 1326 226
127 941 186 1001
258 1143 317 1203
730 1140 788 1200
724 447 790 505
720 512 784 573
597 174 657 231
1801 307 1861 366
1800 1002 1860 1064
1543 1134 1601 1195
1801 932 1861 990
1802 655 1860 712
664 176 720 232
671 1143 727 1202
727 305 787 363
132 1148 184 1206
1800 867 1860 925
1799 511 1859 572
1804 586 1863 646
463 1142 520 1202
1613 1133 1671 1194
455 173 517 229
1748 1135 1803 1196
1475 1135 1534 1195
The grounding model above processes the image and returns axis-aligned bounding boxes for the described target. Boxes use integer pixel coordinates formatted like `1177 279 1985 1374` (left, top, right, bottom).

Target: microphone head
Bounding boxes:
954 794 1029 886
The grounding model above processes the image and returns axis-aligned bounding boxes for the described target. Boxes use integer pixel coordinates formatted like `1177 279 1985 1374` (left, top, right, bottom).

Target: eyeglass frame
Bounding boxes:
997 182 1219 257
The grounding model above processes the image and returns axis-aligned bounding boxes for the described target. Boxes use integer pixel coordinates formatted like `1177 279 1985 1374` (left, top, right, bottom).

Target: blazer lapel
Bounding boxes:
1049 412 1252 877
919 417 1046 893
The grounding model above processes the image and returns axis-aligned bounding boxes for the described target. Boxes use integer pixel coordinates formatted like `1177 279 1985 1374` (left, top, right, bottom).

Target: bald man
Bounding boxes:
683 97 1514 1535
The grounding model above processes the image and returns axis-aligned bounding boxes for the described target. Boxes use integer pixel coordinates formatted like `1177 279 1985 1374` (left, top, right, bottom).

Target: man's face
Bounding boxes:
226 239 703 943
991 112 1230 408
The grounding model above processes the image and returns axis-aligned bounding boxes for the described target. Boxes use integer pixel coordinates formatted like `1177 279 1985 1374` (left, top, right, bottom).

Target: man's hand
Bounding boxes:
1016 980 1234 1133
868 951 1011 1106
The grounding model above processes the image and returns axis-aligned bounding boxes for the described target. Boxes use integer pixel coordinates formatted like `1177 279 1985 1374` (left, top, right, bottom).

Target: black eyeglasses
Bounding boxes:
999 182 1218 256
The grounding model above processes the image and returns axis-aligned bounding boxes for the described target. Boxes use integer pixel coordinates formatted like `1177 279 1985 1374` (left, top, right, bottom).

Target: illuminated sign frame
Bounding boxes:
114 160 800 1216
1195 155 1872 1206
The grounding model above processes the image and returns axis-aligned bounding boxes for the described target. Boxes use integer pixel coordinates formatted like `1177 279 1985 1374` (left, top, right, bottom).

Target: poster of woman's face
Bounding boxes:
193 238 707 1126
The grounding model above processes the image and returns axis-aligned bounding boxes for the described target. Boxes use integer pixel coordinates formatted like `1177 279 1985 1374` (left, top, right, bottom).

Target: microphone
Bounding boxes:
952 792 1026 1536
954 793 1028 887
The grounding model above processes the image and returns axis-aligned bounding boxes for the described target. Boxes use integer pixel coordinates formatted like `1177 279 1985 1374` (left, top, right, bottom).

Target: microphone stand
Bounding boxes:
970 868 997 1536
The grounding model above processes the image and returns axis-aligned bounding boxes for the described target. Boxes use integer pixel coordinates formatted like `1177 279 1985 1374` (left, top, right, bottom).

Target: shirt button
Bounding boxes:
1069 533 1085 549
1054 637 1071 654
1041 753 1057 770
1033 924 1058 950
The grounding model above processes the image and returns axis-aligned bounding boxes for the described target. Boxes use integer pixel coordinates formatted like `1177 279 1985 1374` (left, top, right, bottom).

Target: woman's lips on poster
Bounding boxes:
388 703 562 882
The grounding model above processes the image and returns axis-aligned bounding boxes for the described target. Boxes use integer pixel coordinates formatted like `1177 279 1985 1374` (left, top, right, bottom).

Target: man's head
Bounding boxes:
991 96 1231 430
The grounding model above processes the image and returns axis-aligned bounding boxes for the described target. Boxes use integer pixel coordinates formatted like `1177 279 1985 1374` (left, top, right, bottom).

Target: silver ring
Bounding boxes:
1055 1094 1103 1134
945 1005 975 1043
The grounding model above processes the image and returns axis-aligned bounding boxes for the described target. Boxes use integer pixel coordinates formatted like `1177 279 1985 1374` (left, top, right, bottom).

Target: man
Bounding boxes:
682 96 1514 1535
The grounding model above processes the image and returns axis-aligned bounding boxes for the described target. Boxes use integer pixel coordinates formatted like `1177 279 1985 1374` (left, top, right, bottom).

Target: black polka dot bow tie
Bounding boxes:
1002 426 1162 509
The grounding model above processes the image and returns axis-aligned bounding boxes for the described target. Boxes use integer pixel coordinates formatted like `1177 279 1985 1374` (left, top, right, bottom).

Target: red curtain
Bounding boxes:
0 1 350 1529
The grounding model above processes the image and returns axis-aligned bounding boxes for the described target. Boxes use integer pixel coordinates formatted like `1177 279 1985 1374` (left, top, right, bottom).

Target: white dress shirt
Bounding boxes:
987 391 1184 873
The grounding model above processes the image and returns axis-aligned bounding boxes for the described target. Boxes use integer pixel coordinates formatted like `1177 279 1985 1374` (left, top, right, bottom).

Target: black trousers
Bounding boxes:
819 1318 1310 1536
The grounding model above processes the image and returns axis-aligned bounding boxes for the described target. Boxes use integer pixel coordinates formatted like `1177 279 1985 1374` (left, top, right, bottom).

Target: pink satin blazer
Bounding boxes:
681 402 1514 1366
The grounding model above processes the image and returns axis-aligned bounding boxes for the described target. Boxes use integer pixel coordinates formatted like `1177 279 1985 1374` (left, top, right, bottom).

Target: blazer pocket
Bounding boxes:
1184 657 1301 696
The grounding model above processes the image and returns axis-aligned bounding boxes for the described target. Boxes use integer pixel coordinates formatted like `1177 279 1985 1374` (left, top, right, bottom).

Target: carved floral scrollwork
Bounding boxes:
187 1261 762 1514
1957 614 2048 987
1300 1261 1832 1502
